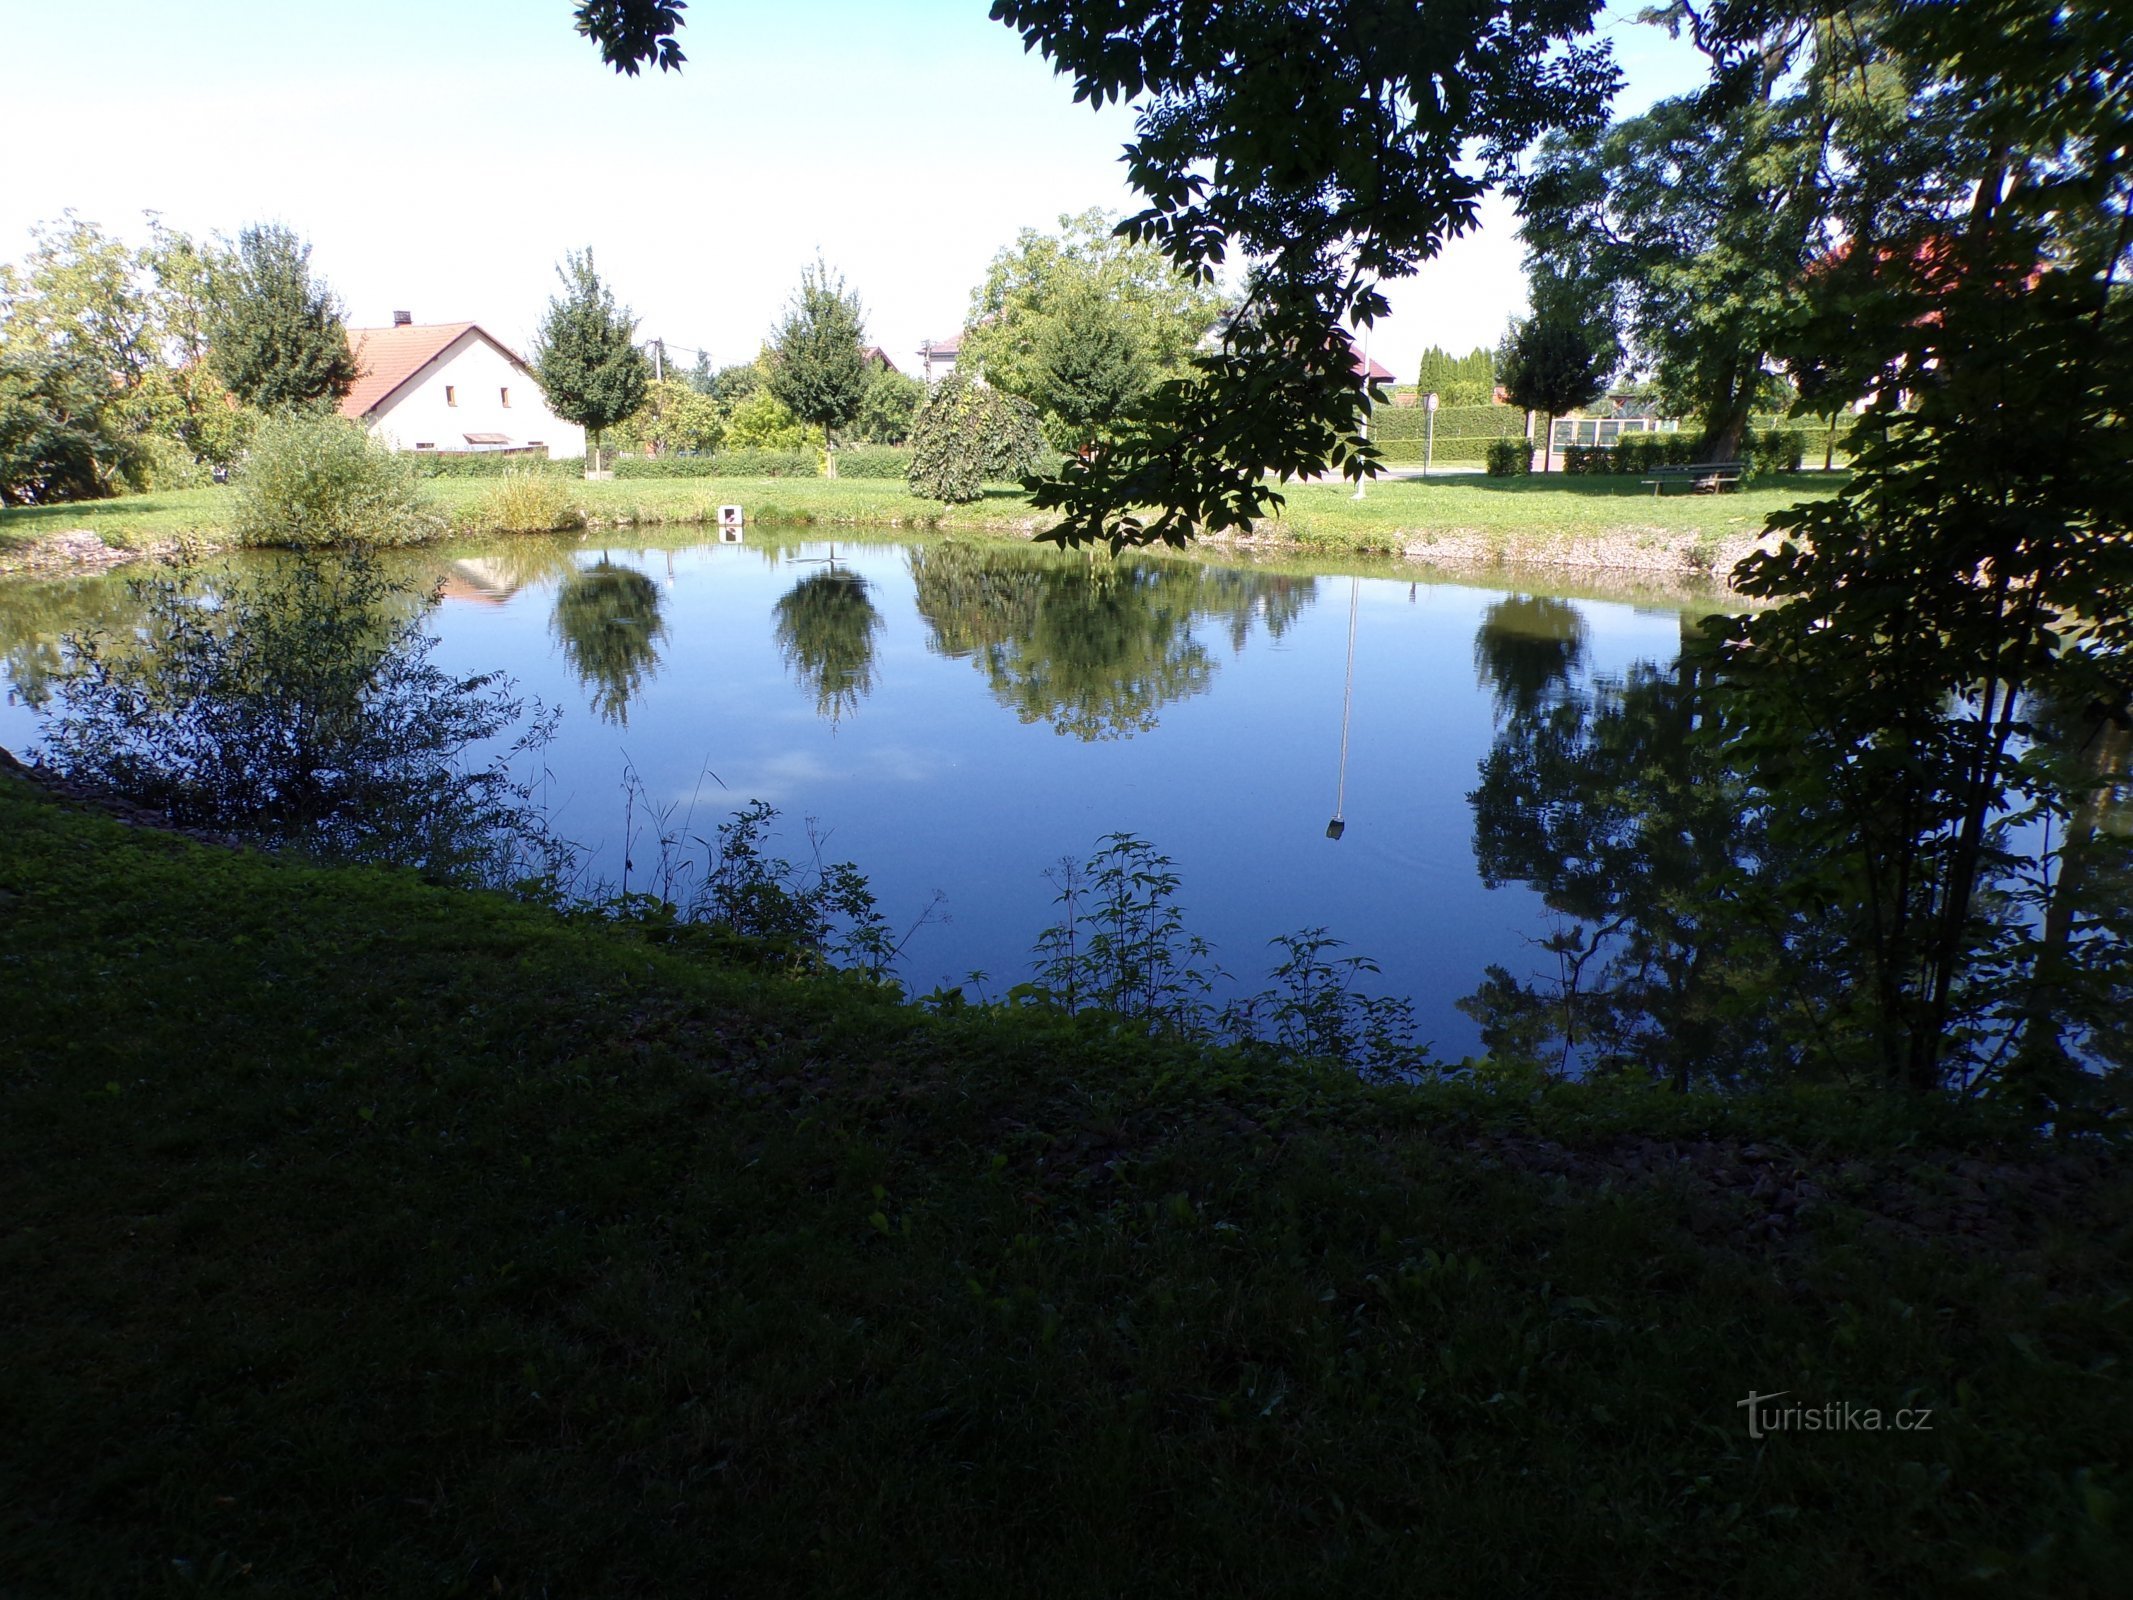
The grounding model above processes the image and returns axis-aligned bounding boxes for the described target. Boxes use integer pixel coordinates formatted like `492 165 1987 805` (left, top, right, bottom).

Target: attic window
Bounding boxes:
500 386 511 407
445 385 457 406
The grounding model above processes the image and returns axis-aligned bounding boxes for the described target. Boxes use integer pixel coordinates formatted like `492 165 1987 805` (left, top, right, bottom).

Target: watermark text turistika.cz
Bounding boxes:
1738 1391 1934 1439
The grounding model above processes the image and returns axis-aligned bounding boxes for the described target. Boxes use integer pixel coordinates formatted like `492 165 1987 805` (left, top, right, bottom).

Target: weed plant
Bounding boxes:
477 467 584 534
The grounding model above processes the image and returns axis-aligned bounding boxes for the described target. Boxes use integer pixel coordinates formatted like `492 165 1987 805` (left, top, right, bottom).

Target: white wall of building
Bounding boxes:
366 331 586 460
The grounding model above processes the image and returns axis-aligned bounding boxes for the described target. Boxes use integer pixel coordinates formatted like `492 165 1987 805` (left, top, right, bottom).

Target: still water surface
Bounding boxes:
0 531 1725 1059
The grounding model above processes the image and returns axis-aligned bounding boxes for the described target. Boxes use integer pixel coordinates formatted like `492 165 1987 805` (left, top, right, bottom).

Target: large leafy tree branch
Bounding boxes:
990 0 1617 547
575 2 688 74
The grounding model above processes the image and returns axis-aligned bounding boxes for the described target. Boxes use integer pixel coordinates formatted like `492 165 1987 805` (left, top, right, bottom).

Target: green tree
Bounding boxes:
531 249 651 475
722 390 811 452
552 559 668 726
765 259 868 477
1416 346 1496 408
906 371 1045 504
0 350 130 503
575 4 1613 538
208 224 359 412
1031 281 1155 451
853 364 924 445
611 378 725 456
704 357 763 407
1516 5 1836 459
1495 289 1614 471
959 209 1223 448
990 3 1615 546
1690 0 2133 1101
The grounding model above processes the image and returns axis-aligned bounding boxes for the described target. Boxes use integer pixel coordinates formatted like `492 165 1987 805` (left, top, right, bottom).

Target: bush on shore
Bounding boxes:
230 411 436 547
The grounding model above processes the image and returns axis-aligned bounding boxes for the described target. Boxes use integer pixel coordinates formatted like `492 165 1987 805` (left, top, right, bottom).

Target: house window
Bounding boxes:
415 442 435 450
500 387 511 407
445 385 457 406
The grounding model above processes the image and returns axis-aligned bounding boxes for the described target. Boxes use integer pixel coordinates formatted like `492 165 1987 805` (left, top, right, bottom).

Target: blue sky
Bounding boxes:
0 0 1706 382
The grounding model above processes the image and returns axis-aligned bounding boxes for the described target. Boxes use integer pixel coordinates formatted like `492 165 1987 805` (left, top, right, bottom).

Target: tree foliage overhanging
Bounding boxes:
991 0 1619 548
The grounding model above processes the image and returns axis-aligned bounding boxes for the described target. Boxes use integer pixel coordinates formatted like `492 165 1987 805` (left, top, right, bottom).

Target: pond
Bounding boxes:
0 530 1732 1060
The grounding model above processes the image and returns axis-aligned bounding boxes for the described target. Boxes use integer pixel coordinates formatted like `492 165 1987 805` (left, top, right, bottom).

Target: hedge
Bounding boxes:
832 446 915 479
611 450 820 479
1555 427 1811 478
406 451 582 479
1376 437 1509 464
1369 403 1524 444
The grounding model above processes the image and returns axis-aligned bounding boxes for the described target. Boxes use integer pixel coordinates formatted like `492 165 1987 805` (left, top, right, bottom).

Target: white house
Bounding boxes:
339 316 586 460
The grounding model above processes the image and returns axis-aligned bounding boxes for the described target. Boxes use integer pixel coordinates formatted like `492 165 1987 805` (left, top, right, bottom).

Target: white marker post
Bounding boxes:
1424 390 1439 478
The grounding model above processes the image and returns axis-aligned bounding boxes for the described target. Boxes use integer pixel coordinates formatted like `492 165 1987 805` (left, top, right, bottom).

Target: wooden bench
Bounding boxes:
1640 461 1745 496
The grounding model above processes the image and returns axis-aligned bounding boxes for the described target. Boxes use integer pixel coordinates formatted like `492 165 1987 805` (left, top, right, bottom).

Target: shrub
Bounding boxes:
908 373 1045 503
724 391 812 452
831 446 914 479
477 468 584 533
1744 426 1807 475
230 412 435 547
1485 438 1532 476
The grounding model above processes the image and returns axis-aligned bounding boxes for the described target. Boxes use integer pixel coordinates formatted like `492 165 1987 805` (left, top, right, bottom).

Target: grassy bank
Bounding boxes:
1 470 1845 577
3 770 2127 1597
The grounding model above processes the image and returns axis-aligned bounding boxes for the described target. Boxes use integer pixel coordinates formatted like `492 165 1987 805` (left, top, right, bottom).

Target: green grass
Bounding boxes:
1268 471 1838 542
3 771 2127 1597
3 471 1846 572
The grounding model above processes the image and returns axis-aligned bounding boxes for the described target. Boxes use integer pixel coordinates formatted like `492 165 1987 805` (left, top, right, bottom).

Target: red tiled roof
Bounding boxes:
339 322 495 419
918 334 962 358
1347 341 1396 384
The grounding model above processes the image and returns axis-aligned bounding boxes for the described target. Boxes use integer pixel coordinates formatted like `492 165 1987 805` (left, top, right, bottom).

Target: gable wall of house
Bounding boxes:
366 333 586 460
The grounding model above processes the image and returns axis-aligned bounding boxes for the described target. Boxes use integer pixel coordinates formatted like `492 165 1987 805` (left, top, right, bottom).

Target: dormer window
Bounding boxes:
445 385 458 406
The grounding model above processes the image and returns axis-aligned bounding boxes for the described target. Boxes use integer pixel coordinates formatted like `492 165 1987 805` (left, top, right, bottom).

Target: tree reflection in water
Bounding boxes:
552 558 668 727
1462 610 1804 1087
1463 605 2133 1091
906 541 1313 740
773 565 883 726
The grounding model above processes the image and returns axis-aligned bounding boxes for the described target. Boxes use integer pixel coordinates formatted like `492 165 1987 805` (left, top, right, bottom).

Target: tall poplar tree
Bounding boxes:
531 249 650 475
